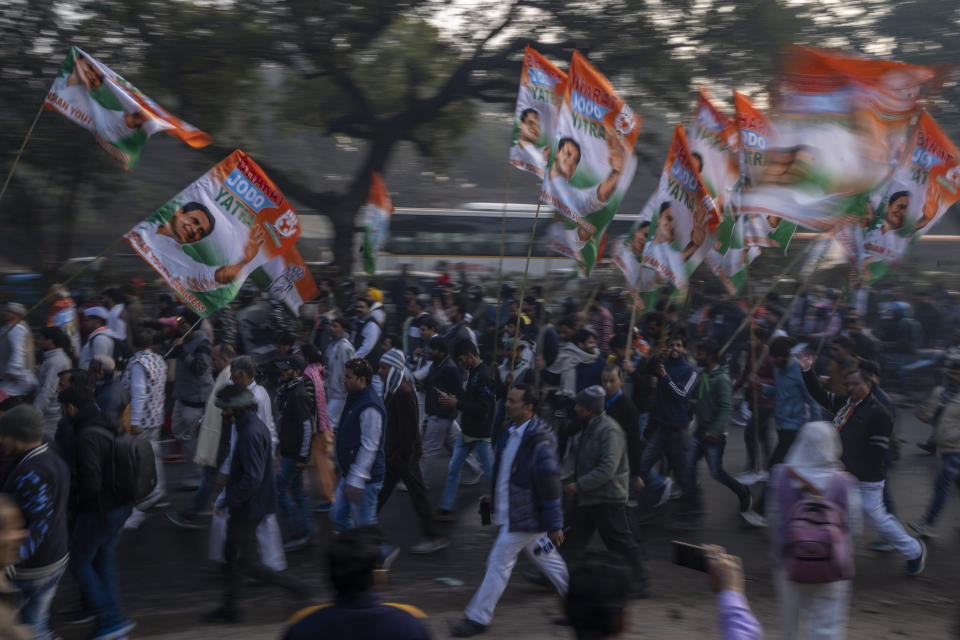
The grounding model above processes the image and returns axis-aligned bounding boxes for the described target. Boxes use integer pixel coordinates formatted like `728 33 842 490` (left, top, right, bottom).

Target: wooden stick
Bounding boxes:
163 317 204 358
508 200 543 372
0 103 44 209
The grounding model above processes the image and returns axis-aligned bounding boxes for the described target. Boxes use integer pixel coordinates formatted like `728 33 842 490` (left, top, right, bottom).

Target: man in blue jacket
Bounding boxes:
333 358 387 531
637 333 697 507
452 384 567 637
203 385 307 623
762 336 819 467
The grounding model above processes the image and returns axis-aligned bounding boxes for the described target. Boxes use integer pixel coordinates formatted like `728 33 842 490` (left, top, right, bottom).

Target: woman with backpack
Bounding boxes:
769 421 862 640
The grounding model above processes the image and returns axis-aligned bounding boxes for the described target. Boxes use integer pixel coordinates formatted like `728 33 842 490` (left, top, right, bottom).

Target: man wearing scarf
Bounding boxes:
376 349 448 554
799 353 926 576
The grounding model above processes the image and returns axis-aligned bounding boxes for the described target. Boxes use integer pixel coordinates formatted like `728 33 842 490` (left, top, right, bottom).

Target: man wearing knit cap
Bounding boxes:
376 348 448 554
77 306 120 370
0 302 38 399
0 405 70 638
561 385 649 598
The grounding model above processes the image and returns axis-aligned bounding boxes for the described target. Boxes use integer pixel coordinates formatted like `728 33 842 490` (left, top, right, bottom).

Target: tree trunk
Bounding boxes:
326 136 396 278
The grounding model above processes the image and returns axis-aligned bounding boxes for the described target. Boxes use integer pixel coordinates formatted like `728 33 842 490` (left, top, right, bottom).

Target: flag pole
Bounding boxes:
492 166 513 366
0 103 45 209
508 200 543 372
163 317 204 358
0 235 125 340
623 288 640 363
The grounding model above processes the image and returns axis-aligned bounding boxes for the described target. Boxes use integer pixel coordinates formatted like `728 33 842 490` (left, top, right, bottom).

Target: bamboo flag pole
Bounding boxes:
623 289 640 363
718 238 819 358
0 103 45 209
162 317 204 358
508 200 543 372
492 167 513 365
0 236 125 340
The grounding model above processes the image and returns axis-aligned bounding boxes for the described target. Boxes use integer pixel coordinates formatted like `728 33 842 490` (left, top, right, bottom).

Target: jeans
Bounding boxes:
687 435 750 511
439 436 494 511
923 452 960 526
639 424 691 500
743 407 773 472
276 457 315 539
331 478 383 531
70 505 133 629
172 400 204 484
12 563 67 640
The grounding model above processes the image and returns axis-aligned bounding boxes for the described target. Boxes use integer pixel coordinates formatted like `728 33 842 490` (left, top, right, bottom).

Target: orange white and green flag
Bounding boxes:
361 172 395 275
44 46 211 169
509 46 567 179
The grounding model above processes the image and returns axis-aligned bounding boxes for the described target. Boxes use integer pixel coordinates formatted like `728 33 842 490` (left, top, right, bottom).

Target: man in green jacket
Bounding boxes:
687 339 765 527
562 385 648 597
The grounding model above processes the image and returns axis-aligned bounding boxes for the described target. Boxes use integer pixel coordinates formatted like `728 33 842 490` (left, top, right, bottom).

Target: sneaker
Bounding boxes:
908 520 938 539
905 540 927 576
868 540 896 552
451 618 487 637
754 470 769 483
380 544 400 572
433 508 455 522
740 510 768 528
654 477 673 509
167 511 206 529
61 610 96 625
669 479 683 501
88 619 136 639
396 481 409 492
917 441 937 454
283 535 312 552
201 606 241 624
123 509 146 530
312 502 333 513
461 475 482 487
739 491 754 515
410 537 450 554
736 471 758 485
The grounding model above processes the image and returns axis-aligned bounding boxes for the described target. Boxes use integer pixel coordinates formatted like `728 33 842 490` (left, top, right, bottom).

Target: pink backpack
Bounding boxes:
775 465 855 584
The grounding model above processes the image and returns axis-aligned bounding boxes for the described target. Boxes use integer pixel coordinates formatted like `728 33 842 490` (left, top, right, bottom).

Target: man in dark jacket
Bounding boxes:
420 336 462 483
0 405 70 639
600 363 644 495
562 386 648 599
375 349 447 554
798 352 926 576
168 312 214 489
333 359 387 532
443 297 476 357
435 340 495 520
274 355 316 551
452 384 567 637
204 385 307 623
637 333 696 509
686 339 760 526
59 385 135 639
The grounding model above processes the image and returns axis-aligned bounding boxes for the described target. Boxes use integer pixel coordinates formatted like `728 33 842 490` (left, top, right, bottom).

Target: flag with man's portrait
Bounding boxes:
124 150 304 316
635 125 721 296
541 51 641 276
838 110 960 285
44 46 212 169
509 46 567 179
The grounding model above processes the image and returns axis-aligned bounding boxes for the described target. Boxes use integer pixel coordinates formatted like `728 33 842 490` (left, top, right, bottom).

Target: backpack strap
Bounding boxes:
786 466 824 497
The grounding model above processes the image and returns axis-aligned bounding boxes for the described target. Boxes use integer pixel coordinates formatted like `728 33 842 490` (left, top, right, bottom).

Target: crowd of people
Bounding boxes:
0 268 956 639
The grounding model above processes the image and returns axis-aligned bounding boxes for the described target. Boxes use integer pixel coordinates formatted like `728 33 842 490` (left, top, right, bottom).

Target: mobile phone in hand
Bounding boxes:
672 540 708 572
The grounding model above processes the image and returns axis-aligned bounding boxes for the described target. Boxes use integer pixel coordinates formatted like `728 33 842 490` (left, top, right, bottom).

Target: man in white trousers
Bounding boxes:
452 384 568 637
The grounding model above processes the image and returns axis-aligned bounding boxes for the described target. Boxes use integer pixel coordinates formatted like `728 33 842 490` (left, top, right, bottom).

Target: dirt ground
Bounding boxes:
55 410 959 639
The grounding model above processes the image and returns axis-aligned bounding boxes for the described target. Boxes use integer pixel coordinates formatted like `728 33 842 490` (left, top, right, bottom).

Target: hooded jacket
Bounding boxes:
694 364 733 436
